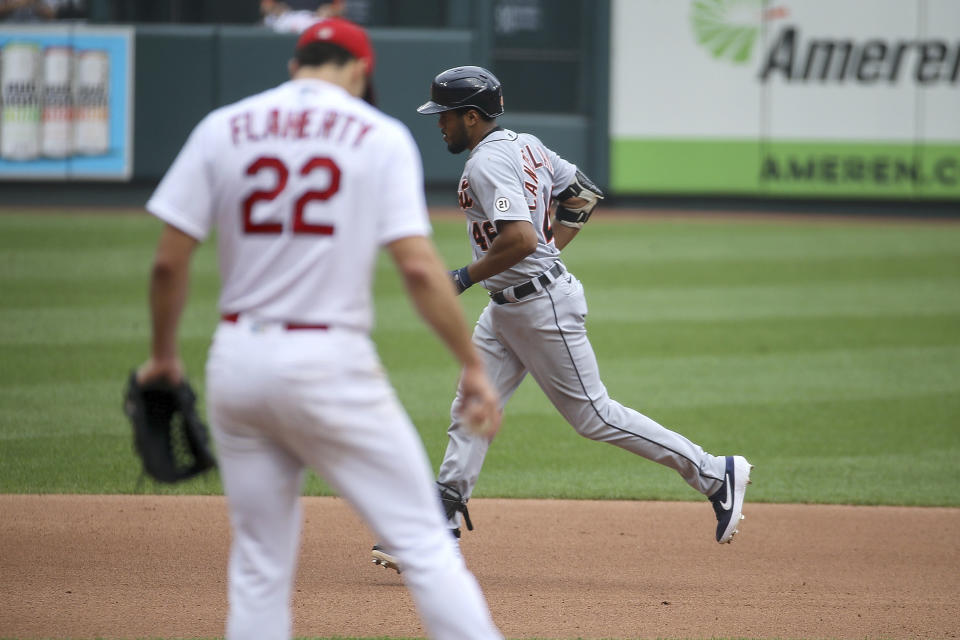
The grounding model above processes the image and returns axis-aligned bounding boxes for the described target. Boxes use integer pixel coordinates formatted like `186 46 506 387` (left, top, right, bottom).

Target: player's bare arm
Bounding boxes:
387 235 501 437
553 169 605 250
137 223 198 385
552 196 587 251
462 219 537 286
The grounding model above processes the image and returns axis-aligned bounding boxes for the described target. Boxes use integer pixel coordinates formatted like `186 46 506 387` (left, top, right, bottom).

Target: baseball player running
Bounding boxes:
137 25 503 640
371 66 752 574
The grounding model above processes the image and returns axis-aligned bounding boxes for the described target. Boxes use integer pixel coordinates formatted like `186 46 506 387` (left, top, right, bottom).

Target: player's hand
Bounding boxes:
457 363 501 438
136 356 185 385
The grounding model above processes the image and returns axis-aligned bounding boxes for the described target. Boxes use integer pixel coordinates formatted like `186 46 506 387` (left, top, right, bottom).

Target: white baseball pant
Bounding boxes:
205 318 502 640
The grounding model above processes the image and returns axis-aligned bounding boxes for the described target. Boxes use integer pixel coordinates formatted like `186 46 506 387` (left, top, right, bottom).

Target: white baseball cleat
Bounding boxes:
371 544 401 573
709 455 753 544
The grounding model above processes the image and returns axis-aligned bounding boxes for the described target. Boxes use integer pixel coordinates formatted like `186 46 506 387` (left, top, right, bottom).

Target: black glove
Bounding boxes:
123 371 217 483
555 169 605 229
450 265 473 294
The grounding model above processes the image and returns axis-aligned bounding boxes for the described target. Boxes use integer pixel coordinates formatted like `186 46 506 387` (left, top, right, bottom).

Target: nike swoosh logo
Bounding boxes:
719 473 732 510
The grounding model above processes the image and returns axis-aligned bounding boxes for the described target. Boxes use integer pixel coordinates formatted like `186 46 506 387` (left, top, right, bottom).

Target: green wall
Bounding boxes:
131 22 607 188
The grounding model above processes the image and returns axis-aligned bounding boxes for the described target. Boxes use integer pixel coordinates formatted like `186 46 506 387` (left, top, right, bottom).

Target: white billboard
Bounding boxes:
610 0 960 198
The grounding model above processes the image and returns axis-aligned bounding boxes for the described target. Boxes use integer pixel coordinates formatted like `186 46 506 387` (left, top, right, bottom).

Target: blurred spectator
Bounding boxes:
0 0 84 21
0 0 57 21
260 0 344 33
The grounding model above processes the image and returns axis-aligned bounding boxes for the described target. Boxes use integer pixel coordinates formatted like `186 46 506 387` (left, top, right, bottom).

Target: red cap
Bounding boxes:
296 18 374 74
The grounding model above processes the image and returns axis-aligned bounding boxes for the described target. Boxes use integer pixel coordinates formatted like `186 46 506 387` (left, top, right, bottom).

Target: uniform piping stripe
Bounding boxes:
544 286 723 484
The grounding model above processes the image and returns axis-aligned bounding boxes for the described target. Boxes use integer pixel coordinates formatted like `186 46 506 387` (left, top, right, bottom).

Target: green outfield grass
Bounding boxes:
1 211 959 506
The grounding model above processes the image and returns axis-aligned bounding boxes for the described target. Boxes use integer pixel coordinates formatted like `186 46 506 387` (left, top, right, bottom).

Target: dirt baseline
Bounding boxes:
2 495 958 639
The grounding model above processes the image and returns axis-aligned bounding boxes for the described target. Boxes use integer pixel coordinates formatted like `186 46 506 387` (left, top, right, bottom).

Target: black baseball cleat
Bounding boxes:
709 455 753 544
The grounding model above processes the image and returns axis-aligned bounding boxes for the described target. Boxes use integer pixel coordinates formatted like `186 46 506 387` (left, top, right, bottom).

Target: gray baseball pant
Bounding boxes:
437 270 726 525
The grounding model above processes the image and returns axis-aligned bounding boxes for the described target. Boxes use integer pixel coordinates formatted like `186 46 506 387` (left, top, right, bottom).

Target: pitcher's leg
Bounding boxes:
313 395 503 640
212 423 304 640
437 305 526 509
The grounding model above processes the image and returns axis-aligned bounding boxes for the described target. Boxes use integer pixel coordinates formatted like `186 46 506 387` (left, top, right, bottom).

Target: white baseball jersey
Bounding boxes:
147 78 431 332
264 10 321 33
456 129 576 292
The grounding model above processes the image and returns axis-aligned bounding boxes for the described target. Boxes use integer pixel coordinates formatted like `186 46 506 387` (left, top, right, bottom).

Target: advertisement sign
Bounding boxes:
0 25 133 181
610 0 960 199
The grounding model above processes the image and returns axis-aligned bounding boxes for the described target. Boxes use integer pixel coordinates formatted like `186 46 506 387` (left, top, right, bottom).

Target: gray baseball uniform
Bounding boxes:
437 128 727 524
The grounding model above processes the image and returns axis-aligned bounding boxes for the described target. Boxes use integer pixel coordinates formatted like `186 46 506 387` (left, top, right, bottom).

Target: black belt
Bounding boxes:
490 262 564 304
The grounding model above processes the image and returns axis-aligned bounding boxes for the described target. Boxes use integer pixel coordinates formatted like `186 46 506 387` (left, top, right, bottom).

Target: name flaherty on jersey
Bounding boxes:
228 106 376 148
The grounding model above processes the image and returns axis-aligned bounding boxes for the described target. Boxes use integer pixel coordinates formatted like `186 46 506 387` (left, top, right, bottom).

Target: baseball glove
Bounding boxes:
555 169 604 229
122 371 217 483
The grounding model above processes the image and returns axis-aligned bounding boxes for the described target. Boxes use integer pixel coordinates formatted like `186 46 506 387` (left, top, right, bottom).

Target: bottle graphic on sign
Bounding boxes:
73 49 109 156
1 41 42 161
41 45 74 158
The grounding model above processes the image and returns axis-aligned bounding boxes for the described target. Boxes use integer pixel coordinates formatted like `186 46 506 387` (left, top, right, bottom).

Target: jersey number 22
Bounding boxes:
242 155 341 235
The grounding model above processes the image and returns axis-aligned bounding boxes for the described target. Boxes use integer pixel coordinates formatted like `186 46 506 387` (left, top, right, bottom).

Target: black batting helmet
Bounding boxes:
416 66 504 118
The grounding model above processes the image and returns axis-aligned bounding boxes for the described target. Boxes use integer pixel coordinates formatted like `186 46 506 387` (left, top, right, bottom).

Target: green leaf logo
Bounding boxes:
691 0 764 64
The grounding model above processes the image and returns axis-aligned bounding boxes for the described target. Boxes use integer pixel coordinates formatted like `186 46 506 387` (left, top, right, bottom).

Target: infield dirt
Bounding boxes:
2 495 959 639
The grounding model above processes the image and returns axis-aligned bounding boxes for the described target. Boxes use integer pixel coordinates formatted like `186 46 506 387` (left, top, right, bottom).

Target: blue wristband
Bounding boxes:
456 266 473 288
450 265 473 293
